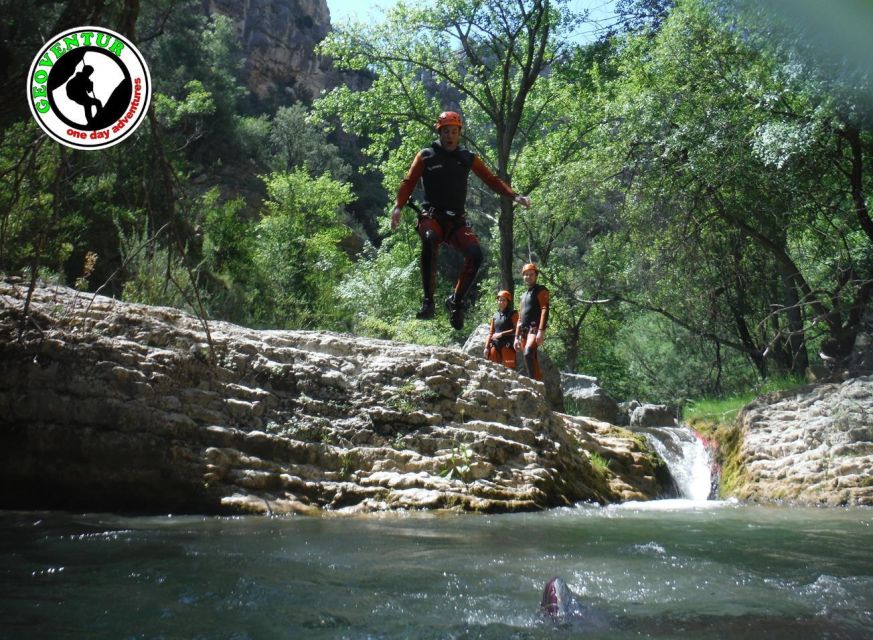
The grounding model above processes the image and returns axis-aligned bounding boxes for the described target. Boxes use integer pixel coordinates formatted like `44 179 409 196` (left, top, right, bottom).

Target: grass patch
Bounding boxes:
589 451 611 473
685 375 808 428
387 381 440 413
685 395 755 427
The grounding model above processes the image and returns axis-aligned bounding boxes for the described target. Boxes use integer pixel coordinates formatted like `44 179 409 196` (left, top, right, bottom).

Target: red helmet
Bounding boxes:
435 111 463 130
497 290 512 302
521 263 539 275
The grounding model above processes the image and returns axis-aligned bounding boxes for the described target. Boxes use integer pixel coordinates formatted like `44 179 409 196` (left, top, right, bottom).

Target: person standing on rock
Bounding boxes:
484 290 519 369
515 263 549 381
391 110 531 330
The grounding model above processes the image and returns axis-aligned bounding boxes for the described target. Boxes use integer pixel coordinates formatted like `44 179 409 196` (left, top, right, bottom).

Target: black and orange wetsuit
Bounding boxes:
395 142 518 304
486 307 519 369
516 283 550 380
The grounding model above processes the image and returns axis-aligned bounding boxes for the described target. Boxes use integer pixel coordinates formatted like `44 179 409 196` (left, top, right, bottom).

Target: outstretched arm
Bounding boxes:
471 157 531 208
391 153 425 229
484 318 496 357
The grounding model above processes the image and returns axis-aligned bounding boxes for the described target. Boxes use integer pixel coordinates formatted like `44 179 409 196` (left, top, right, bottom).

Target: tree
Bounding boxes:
267 103 350 180
252 169 354 329
317 0 585 296
596 0 872 378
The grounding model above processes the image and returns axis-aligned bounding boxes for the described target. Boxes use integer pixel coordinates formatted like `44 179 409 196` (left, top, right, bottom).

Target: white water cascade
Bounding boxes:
641 426 714 501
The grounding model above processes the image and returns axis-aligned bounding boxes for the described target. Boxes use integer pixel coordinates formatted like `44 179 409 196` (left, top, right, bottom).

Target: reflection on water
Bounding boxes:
1 503 871 639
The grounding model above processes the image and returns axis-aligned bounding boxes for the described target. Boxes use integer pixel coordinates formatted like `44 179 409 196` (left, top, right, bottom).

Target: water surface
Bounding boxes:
1 503 871 639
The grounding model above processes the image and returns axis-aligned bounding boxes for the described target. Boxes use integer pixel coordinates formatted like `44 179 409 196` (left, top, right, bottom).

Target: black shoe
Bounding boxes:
445 295 464 330
416 298 435 319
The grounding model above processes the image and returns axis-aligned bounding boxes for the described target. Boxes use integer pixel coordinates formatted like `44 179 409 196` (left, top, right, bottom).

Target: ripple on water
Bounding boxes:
631 541 667 556
1 508 871 640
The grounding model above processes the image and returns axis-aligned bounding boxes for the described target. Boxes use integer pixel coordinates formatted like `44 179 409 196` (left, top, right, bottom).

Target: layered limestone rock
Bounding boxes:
461 323 564 412
729 377 873 506
0 280 667 515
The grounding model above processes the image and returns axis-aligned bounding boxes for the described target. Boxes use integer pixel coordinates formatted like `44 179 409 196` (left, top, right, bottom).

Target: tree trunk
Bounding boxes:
728 236 767 377
498 198 515 296
712 339 723 396
779 262 809 375
732 307 767 378
843 126 873 245
767 314 791 374
496 128 515 296
564 324 579 373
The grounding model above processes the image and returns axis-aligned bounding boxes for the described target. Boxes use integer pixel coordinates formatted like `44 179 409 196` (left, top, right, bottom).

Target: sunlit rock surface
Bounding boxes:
732 377 873 506
561 372 622 425
461 322 564 412
0 280 667 514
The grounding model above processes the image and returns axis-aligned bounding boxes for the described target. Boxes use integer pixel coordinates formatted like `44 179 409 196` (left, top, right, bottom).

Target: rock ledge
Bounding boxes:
0 280 667 514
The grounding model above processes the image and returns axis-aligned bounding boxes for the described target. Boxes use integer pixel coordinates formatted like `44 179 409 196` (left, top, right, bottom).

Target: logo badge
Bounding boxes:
27 26 151 150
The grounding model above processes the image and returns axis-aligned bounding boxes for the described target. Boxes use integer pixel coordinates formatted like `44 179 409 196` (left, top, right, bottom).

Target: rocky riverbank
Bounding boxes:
724 376 873 506
0 280 668 515
4 280 870 513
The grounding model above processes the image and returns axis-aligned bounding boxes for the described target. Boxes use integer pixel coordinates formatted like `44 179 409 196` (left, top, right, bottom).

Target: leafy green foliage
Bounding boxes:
336 233 457 346
441 439 473 483
614 312 759 403
0 126 62 271
252 169 354 329
2 0 870 409
268 104 351 180
583 0 872 384
684 374 807 427
118 217 196 311
144 10 248 166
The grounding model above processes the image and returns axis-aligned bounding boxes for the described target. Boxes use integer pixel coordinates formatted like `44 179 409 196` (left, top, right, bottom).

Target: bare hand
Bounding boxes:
514 195 531 209
390 206 403 229
536 330 545 346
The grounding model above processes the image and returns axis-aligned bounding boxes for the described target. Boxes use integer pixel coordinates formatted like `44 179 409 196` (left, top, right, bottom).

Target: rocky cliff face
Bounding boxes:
204 0 341 102
729 377 873 506
0 280 667 515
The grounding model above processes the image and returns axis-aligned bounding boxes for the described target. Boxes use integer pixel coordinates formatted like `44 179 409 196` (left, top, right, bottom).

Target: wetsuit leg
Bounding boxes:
417 217 443 301
448 225 483 302
499 346 516 369
486 345 500 364
523 331 542 380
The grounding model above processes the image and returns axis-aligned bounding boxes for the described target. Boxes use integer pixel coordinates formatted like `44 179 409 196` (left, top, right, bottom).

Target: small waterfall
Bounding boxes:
641 426 714 501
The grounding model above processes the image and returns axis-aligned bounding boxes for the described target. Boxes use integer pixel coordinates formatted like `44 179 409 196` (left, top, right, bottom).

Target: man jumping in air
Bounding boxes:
391 111 531 329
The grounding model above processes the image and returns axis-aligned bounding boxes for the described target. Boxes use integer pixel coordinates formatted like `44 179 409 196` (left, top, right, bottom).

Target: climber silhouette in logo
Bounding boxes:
65 65 103 125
